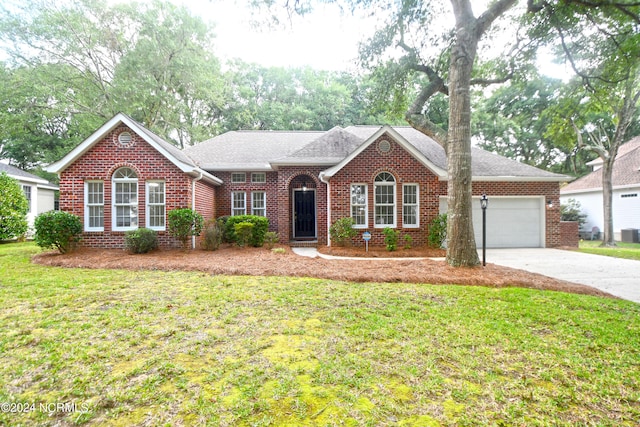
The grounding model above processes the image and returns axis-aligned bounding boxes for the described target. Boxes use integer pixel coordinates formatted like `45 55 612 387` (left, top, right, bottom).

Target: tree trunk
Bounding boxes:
601 157 616 246
446 5 480 267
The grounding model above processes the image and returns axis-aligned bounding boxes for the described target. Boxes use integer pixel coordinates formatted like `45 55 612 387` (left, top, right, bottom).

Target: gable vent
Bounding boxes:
118 132 132 145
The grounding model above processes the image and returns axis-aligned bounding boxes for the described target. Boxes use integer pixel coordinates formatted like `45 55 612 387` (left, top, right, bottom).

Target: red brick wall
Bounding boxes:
560 221 579 247
328 134 563 248
59 124 215 249
213 171 279 232
330 136 441 247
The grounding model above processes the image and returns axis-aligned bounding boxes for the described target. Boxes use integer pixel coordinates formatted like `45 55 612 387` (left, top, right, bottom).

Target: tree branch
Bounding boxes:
476 0 519 37
405 77 448 147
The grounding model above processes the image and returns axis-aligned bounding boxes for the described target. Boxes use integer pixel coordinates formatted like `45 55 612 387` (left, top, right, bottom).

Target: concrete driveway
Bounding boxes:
485 248 640 303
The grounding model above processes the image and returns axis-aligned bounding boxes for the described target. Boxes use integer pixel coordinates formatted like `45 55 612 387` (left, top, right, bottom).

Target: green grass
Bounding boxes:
579 240 640 261
1 242 639 426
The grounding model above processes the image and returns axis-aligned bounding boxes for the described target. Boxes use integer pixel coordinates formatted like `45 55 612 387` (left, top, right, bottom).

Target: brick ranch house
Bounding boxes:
46 113 570 249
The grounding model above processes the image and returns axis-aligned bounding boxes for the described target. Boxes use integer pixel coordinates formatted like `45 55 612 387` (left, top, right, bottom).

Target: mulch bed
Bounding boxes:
32 244 614 299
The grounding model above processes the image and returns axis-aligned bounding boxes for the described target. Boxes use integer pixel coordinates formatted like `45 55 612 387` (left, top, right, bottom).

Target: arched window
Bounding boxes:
112 167 138 231
374 172 396 227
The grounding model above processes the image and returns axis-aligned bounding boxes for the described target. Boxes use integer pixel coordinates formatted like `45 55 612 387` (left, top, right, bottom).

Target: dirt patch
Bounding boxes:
32 244 613 299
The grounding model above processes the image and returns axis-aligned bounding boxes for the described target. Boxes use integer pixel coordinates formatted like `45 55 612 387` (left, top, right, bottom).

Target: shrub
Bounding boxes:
403 234 413 250
383 227 400 251
428 213 447 248
202 219 224 251
264 231 279 249
124 228 158 254
34 211 82 253
561 198 587 227
234 222 254 247
0 172 29 240
329 217 357 246
168 208 204 249
223 215 269 247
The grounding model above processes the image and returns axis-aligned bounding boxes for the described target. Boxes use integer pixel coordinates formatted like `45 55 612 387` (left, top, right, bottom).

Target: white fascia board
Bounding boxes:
192 169 223 186
561 183 640 195
322 125 447 179
8 174 50 185
201 164 274 172
45 113 196 175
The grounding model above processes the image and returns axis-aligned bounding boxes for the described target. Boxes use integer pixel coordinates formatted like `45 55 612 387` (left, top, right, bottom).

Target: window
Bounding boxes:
85 181 104 231
621 193 638 198
231 172 246 183
374 172 396 227
146 181 165 230
252 192 266 216
112 167 138 231
22 185 32 213
232 192 246 216
252 172 266 183
350 184 368 228
403 184 419 228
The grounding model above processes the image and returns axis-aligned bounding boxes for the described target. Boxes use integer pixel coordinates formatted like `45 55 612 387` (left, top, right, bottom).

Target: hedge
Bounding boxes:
222 215 269 247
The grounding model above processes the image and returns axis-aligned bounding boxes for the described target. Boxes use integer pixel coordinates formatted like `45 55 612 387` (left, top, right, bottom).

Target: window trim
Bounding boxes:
112 167 139 232
251 191 266 216
231 191 246 216
231 172 246 183
22 185 32 213
374 172 396 228
84 181 104 232
251 172 266 183
145 180 166 231
402 184 419 228
350 183 368 229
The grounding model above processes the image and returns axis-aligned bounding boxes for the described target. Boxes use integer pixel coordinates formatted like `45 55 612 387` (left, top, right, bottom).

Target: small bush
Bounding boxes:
428 214 447 248
202 219 224 251
168 208 204 249
383 227 399 251
561 198 587 227
329 217 357 246
403 234 413 250
0 172 29 240
34 211 82 253
224 215 269 247
264 231 279 249
272 247 286 254
234 222 254 247
125 228 158 254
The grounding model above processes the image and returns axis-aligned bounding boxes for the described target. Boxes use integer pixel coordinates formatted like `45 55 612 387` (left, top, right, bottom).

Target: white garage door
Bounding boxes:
439 197 544 248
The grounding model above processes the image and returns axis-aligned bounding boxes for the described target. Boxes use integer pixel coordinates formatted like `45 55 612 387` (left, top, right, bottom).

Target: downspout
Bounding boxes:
192 171 203 249
319 172 331 247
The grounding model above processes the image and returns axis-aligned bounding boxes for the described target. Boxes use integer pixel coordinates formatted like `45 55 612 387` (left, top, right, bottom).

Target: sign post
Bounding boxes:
362 231 371 253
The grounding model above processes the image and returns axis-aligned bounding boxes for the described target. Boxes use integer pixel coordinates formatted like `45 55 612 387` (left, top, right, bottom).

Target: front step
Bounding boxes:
289 240 318 248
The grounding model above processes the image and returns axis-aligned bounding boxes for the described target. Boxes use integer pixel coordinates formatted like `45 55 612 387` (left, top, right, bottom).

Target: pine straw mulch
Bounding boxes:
32 244 614 299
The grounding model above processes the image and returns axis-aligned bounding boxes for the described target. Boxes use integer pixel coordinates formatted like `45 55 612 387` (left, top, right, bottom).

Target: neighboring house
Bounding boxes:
0 163 59 231
560 136 640 240
46 113 570 249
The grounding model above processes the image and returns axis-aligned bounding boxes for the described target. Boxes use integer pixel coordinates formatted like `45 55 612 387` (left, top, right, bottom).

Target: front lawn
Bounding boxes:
579 240 640 261
1 242 639 426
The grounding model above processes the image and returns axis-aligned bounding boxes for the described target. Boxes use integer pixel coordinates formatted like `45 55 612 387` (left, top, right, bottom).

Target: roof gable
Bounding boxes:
320 126 447 180
46 113 195 174
562 136 640 193
271 126 365 166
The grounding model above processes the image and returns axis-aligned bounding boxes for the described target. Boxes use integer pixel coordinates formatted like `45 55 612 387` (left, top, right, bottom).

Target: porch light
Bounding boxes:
302 182 307 192
547 199 553 209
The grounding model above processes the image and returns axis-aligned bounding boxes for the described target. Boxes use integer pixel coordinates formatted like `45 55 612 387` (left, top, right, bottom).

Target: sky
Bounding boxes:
182 1 570 78
193 1 377 72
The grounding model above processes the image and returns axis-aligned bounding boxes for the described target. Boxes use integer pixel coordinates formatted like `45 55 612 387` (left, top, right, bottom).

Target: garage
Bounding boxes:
439 196 545 248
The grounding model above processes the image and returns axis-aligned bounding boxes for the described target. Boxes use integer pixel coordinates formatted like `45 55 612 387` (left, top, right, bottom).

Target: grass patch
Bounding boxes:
1 242 639 426
579 240 640 261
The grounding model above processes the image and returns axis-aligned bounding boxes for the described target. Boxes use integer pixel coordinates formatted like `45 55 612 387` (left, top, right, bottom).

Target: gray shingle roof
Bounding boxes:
183 130 324 170
562 136 640 193
184 125 568 180
0 163 57 188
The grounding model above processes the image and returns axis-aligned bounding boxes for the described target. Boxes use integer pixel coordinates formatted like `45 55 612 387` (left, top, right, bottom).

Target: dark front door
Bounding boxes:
294 190 316 238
